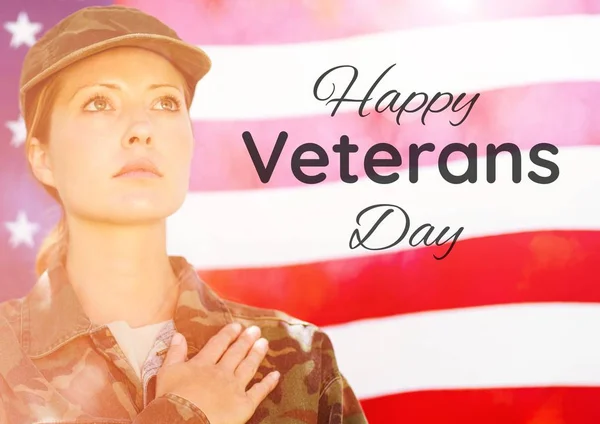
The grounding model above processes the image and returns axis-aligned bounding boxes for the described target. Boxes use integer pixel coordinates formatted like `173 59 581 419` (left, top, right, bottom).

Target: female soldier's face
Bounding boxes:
29 46 195 225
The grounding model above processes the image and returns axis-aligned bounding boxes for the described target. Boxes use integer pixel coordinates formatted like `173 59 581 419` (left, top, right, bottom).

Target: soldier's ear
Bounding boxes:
28 136 57 188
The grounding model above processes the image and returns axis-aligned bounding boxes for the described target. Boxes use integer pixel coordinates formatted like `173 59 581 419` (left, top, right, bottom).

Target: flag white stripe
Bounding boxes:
167 145 600 269
322 302 600 400
191 14 600 120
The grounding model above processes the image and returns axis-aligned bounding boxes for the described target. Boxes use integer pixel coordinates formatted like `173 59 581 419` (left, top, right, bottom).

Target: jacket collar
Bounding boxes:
24 255 233 358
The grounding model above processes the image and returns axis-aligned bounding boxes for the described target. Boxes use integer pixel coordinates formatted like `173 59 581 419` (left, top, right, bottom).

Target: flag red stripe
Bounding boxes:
199 230 600 326
359 387 600 424
118 0 600 45
189 83 600 191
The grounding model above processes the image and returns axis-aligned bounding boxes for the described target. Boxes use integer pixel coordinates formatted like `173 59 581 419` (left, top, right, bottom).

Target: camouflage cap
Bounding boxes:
19 5 212 113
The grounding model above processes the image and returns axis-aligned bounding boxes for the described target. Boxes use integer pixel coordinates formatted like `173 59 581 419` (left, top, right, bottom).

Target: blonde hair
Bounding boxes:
23 75 68 277
24 57 195 277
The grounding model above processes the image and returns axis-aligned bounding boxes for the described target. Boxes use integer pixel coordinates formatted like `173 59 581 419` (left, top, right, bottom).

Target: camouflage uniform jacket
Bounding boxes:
0 256 368 423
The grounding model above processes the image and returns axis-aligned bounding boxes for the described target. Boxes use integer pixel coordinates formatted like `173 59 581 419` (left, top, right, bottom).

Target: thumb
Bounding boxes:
163 332 188 367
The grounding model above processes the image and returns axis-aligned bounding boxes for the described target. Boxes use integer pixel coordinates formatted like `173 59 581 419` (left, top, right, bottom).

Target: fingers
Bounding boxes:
163 333 188 367
218 326 262 372
246 371 280 407
194 322 243 364
234 338 269 385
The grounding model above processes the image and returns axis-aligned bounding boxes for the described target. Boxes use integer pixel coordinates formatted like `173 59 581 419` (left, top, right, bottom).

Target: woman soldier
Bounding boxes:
0 5 367 424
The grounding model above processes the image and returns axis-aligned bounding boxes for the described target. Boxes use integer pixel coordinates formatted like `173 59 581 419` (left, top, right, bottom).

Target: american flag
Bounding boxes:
2 1 600 423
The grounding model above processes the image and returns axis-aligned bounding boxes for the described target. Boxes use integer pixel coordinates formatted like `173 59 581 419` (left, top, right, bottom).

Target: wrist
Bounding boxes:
137 393 211 424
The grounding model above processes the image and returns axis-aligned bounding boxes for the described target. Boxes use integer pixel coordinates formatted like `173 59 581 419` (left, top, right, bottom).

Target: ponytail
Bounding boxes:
35 215 68 277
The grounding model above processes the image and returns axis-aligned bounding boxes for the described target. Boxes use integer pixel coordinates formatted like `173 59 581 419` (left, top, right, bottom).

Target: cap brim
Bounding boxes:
20 33 211 111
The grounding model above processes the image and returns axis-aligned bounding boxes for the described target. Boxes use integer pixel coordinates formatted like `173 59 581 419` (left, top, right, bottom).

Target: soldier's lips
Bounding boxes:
113 157 163 178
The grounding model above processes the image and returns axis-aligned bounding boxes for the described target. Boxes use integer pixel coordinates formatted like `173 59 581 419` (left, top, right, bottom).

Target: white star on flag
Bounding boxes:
5 115 26 147
4 12 42 48
5 211 39 248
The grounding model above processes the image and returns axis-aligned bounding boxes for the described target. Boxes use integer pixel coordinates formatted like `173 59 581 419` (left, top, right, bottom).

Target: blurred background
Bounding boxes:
2 0 600 422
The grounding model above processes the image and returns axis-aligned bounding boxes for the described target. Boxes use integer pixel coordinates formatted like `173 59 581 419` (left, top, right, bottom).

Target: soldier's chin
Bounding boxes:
102 202 180 225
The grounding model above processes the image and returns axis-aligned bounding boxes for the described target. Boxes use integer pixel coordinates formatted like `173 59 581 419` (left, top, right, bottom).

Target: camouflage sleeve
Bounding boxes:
0 378 33 424
133 393 210 423
0 315 29 424
0 397 8 424
317 331 369 424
